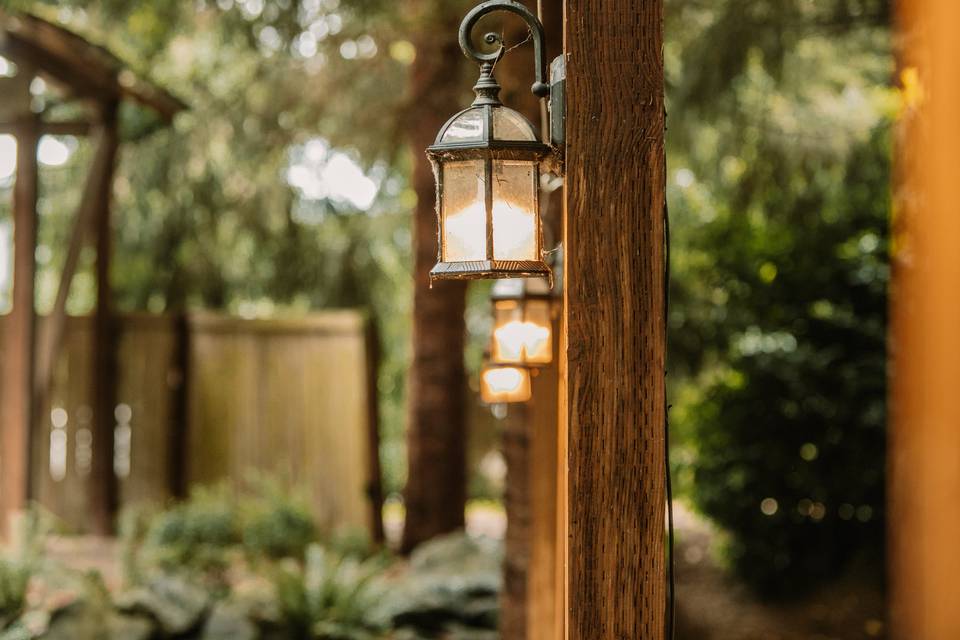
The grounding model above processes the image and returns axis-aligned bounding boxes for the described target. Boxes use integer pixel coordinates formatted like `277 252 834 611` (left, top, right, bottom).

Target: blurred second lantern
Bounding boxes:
480 364 532 404
490 277 554 366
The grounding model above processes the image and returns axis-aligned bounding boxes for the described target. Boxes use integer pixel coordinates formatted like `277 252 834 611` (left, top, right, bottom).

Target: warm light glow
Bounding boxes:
444 198 537 262
493 320 550 363
480 365 532 404
491 296 553 365
491 199 536 260
444 199 487 260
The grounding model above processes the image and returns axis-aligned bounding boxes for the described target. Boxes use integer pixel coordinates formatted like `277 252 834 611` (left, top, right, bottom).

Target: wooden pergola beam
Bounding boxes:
34 122 114 410
0 10 185 121
560 0 667 637
0 120 94 136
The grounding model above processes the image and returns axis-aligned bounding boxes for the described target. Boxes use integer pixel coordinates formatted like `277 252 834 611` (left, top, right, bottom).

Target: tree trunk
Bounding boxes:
890 1 960 637
561 0 667 637
401 1 471 553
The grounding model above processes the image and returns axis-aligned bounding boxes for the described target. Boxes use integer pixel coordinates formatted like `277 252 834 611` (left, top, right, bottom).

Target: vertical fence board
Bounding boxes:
1 311 377 536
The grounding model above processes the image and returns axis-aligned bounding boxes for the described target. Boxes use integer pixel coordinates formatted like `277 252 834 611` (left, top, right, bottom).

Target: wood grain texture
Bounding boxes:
1 113 38 534
563 0 666 637
890 0 960 637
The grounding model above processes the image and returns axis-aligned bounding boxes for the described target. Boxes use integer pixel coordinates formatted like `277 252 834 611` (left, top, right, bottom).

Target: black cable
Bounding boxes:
664 189 676 639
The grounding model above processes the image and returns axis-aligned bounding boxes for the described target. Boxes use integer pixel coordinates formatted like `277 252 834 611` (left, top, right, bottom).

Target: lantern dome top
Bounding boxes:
433 104 540 148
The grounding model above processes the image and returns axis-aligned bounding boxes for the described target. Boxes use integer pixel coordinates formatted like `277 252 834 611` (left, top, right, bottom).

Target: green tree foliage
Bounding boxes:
12 0 452 495
666 0 892 594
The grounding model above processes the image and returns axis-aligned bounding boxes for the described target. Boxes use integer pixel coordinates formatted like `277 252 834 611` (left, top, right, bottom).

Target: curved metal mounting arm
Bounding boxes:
459 0 550 98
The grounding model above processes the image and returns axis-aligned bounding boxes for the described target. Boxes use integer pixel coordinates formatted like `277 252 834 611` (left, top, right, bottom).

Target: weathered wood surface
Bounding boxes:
1 312 379 536
890 0 960 637
562 0 667 637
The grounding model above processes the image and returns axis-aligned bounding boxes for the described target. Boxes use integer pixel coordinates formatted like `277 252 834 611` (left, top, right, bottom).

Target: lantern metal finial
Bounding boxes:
458 0 550 99
472 60 503 106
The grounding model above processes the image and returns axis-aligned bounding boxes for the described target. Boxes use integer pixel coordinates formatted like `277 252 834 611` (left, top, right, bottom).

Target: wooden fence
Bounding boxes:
0 311 381 536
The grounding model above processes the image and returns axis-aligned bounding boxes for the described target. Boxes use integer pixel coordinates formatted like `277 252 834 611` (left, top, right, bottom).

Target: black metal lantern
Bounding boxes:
428 0 556 282
490 277 554 366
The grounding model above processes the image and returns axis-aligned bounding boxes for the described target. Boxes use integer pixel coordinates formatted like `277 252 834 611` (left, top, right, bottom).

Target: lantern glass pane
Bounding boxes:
480 365 532 404
491 160 538 261
493 108 538 141
492 300 525 363
523 299 553 364
442 160 487 261
441 109 484 143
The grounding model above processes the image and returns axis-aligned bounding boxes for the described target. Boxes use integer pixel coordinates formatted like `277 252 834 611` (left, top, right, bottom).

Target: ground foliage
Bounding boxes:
665 0 892 595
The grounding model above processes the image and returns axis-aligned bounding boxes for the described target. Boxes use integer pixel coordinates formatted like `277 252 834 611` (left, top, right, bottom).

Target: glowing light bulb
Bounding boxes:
480 365 532 403
493 320 550 363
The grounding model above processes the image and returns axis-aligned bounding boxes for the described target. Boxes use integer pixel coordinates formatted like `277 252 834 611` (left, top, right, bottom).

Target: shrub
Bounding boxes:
273 545 389 640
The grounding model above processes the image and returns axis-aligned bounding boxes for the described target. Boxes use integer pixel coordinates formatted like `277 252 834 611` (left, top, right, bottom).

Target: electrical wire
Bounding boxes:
664 190 676 640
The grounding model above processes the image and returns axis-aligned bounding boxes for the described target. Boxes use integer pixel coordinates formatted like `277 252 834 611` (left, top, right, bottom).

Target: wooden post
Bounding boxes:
1 112 39 538
527 350 559 640
890 0 960 637
364 319 385 544
561 0 666 637
88 102 120 535
501 403 532 640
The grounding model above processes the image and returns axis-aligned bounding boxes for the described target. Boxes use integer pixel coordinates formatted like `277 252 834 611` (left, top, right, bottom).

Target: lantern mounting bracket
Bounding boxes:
458 0 550 99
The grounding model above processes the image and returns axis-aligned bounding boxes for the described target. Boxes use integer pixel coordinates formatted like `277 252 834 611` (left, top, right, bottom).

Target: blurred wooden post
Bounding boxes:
527 350 559 640
501 403 531 640
890 0 960 637
1 77 39 538
35 125 114 406
561 0 666 637
364 320 385 543
88 101 120 535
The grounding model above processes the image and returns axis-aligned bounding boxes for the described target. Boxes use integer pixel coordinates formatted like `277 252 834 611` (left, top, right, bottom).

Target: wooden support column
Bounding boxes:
501 403 532 640
527 348 559 640
561 0 666 637
1 114 39 538
890 0 960 637
34 125 113 404
364 319 385 544
88 102 120 535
